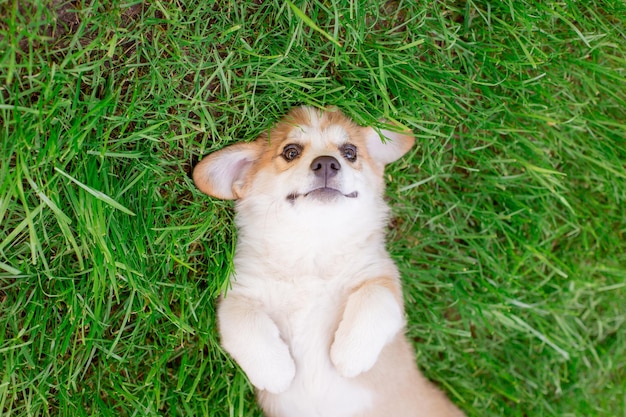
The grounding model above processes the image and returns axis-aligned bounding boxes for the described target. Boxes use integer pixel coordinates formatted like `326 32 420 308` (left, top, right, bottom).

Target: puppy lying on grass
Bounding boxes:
194 106 464 417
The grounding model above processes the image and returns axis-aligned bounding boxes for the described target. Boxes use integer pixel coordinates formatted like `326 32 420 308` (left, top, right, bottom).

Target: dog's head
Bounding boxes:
193 106 414 211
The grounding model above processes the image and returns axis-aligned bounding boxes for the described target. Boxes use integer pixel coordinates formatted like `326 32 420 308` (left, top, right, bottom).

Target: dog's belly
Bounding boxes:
263 364 372 417
257 275 374 417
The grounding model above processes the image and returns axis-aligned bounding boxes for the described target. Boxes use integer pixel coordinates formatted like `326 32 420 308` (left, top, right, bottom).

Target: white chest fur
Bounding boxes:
252 276 374 417
219 198 395 417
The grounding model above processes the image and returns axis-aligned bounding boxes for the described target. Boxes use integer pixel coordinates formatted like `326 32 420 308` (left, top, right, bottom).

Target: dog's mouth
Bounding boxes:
286 187 358 203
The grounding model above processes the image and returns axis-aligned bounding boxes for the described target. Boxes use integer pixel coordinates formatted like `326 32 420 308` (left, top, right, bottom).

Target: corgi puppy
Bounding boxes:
193 106 465 417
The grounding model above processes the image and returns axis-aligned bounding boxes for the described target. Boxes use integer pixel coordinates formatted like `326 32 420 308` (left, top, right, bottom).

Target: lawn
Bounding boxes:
1 1 625 416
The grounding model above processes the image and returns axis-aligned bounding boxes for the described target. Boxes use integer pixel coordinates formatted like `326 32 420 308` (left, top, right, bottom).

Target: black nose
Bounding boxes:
310 156 341 179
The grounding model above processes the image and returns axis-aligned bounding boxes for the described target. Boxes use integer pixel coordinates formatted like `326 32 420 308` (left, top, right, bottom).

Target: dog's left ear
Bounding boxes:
193 142 261 200
364 125 415 165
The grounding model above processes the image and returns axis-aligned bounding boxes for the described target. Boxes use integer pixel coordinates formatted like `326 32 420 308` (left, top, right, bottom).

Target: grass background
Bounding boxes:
1 0 625 416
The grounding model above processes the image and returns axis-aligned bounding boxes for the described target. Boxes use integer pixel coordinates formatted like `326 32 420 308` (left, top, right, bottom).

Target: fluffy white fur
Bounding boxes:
194 106 465 417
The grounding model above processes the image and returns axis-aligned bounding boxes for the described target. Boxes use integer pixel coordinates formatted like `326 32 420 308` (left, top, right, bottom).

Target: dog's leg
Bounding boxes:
219 296 296 393
330 280 404 378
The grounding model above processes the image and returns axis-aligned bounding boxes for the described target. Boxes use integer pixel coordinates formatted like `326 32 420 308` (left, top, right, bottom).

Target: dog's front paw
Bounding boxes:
241 339 296 394
330 284 404 378
219 300 296 394
330 324 383 378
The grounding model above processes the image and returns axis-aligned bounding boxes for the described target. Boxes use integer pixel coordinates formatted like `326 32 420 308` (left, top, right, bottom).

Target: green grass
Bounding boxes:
1 0 625 416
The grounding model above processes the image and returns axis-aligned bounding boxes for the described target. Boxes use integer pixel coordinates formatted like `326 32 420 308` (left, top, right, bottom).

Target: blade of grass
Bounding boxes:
286 0 342 47
54 167 135 216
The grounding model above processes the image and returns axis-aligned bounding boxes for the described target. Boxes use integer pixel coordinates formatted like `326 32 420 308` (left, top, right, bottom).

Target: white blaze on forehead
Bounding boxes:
324 125 351 145
288 123 351 149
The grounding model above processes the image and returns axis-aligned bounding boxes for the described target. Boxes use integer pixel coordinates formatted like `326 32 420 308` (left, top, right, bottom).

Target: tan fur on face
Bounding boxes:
193 106 464 417
220 107 387 199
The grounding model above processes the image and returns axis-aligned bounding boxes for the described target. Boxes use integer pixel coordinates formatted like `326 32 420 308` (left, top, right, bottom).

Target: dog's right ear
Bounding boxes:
193 142 260 200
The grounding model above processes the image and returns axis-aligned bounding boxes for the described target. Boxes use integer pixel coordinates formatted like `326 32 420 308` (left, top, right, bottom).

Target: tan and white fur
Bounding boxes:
193 106 464 417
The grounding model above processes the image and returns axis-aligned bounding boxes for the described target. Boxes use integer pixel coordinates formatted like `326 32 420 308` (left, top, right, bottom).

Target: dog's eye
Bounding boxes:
282 144 302 161
340 144 357 162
